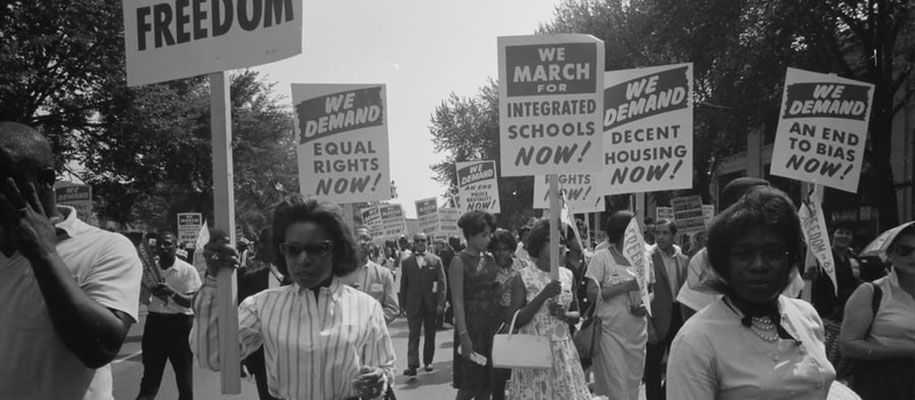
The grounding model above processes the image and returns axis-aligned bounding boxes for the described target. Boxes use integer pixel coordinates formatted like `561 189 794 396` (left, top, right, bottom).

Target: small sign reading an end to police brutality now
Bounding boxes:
498 34 605 176
770 68 874 193
122 0 303 86
455 160 501 213
293 84 391 203
601 63 693 195
533 173 605 213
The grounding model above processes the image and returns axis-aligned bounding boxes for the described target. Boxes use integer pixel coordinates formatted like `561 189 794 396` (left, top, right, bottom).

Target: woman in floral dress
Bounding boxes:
506 219 591 400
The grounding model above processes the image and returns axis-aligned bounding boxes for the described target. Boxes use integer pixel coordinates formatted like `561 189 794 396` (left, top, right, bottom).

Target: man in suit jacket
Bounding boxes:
645 219 689 400
399 232 446 376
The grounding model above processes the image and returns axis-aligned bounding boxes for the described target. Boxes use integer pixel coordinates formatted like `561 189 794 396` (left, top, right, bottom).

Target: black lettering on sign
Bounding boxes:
783 82 871 121
296 87 384 144
603 66 690 131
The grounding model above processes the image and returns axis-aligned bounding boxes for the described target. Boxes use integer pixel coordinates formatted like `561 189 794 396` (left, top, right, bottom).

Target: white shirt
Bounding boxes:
146 257 201 315
192 277 396 400
0 206 142 400
340 260 400 323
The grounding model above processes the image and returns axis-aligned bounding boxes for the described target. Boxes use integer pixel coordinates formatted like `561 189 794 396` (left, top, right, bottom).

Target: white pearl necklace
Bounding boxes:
750 316 778 342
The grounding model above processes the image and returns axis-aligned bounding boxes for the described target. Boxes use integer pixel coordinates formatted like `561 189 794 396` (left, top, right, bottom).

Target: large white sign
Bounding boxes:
769 68 874 193
415 197 439 235
533 173 604 213
600 63 693 195
122 0 304 86
177 212 203 247
293 84 391 203
498 34 605 176
455 160 501 213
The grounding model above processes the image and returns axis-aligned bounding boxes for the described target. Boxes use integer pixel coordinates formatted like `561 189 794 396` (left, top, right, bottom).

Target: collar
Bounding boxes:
53 206 86 239
296 277 345 302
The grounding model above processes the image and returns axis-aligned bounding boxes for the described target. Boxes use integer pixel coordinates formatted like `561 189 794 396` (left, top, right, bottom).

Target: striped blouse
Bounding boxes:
191 277 396 400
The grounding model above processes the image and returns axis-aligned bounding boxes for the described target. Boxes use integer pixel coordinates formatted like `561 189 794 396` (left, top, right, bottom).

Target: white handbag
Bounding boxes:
491 310 553 369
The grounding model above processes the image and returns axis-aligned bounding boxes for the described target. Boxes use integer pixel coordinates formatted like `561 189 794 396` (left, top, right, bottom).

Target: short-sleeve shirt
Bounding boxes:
146 257 201 315
0 206 142 400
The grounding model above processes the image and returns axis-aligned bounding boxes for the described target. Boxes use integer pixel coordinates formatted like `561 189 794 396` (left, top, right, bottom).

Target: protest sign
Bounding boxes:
799 192 836 295
622 218 652 316
122 0 303 86
378 204 407 242
293 84 391 203
769 68 874 193
702 205 715 227
415 198 439 235
360 204 383 239
437 207 462 238
655 206 673 221
671 195 704 233
498 34 605 176
600 63 693 195
55 184 93 222
455 160 501 213
533 173 604 213
177 213 203 247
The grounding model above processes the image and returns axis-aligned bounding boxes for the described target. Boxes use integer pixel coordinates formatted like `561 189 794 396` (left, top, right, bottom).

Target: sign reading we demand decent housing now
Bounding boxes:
601 63 693 195
770 68 874 193
498 34 605 176
122 0 303 86
293 84 391 203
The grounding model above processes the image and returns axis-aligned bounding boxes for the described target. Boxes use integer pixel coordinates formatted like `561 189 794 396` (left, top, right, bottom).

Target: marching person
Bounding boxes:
399 232 447 376
136 232 201 400
488 228 524 400
342 225 399 324
192 195 395 400
811 219 862 322
0 121 142 399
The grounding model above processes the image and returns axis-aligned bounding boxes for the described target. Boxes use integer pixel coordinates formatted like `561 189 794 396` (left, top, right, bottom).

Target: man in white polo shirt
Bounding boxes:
136 231 201 400
0 121 142 400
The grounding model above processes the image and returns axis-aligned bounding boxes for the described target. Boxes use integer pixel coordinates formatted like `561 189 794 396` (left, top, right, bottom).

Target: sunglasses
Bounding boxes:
279 241 333 257
893 244 915 257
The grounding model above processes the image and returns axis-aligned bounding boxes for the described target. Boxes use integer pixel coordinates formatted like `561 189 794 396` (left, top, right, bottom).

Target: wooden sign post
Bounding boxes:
549 174 560 281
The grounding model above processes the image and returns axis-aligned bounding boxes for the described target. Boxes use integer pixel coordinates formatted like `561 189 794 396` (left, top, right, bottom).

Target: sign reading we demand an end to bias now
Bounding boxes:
293 84 391 203
122 0 303 86
770 68 874 193
601 63 693 195
498 34 605 176
455 160 501 213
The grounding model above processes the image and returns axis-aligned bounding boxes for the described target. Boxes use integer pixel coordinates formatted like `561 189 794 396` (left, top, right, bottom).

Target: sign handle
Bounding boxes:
549 174 560 282
210 71 241 394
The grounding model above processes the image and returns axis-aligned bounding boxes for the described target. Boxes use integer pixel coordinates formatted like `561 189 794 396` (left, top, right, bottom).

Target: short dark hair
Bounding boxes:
272 194 358 278
448 236 462 249
707 186 802 293
720 177 770 210
831 219 856 234
489 228 517 252
605 211 634 244
525 218 552 259
457 210 496 239
655 219 677 235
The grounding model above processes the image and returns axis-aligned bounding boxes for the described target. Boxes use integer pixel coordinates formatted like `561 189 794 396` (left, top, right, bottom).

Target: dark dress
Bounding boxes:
452 250 500 391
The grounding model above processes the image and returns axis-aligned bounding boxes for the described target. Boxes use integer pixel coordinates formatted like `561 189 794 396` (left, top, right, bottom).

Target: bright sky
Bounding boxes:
255 0 561 218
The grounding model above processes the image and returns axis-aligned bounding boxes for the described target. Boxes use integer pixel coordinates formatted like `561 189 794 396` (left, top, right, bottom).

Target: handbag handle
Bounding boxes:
508 309 521 339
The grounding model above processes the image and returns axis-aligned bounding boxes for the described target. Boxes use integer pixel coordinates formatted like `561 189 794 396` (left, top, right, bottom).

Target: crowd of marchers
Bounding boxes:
1 121 914 400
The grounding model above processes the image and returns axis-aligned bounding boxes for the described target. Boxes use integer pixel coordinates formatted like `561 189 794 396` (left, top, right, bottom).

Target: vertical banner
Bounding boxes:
55 184 93 222
437 207 463 238
455 160 501 213
769 68 874 193
498 34 605 176
671 195 705 233
600 63 693 195
655 206 674 221
378 204 407 242
293 84 391 203
177 213 203 247
415 197 440 235
622 218 652 316
799 192 837 294
532 173 604 213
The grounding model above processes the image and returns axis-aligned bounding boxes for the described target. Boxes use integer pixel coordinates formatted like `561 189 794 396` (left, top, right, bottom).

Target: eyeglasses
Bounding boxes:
729 246 790 265
893 244 915 257
279 241 333 257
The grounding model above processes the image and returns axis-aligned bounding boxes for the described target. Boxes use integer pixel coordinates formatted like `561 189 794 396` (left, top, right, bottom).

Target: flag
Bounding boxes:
622 218 652 316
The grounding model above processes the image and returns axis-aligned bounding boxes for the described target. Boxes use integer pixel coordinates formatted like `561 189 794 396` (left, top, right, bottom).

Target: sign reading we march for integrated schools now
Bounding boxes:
770 68 874 193
498 34 605 176
293 84 391 203
601 63 693 195
533 173 605 213
455 160 501 213
122 0 303 86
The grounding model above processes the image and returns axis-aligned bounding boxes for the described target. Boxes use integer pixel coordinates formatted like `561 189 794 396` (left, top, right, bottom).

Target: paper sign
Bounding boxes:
622 218 652 316
293 84 391 203
600 63 693 195
122 0 303 86
533 173 604 213
671 195 704 233
655 206 673 221
498 34 605 176
55 184 93 222
378 204 406 242
769 68 874 193
360 205 383 239
437 207 462 238
177 213 203 247
455 160 501 213
799 192 837 295
415 198 439 235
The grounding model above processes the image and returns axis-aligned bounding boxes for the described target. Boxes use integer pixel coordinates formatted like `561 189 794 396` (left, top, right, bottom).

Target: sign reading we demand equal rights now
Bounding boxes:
601 63 693 195
532 174 605 213
770 68 874 193
498 34 605 176
293 84 392 203
122 0 303 86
